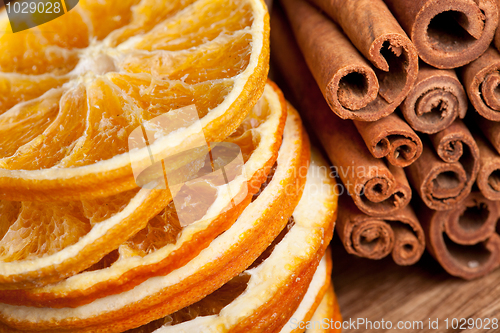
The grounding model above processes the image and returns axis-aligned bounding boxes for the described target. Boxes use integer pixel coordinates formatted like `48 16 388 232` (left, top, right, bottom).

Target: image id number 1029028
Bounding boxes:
5 1 61 14
444 318 498 330
3 0 79 33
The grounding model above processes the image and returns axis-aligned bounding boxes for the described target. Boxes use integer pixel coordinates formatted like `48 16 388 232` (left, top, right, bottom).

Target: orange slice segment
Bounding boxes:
78 0 142 41
56 78 142 168
0 0 270 201
103 0 199 47
118 32 253 82
0 74 68 115
0 201 90 262
0 187 170 289
34 8 90 50
130 0 253 52
0 89 63 160
0 81 287 308
1 85 88 170
0 104 310 332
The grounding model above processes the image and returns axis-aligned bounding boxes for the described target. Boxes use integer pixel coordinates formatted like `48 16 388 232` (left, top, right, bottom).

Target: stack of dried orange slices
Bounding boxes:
0 0 341 332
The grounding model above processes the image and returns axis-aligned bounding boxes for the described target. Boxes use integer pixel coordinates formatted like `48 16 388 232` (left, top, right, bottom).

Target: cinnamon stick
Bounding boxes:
462 47 500 122
475 117 500 160
354 113 422 167
400 63 468 134
271 6 411 217
280 0 418 121
495 17 500 53
384 0 498 69
473 132 500 201
337 193 425 265
406 120 480 210
308 0 419 107
416 192 500 280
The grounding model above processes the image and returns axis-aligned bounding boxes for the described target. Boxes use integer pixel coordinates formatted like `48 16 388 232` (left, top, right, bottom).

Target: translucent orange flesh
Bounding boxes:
0 74 67 115
0 201 90 262
0 0 266 273
0 189 140 261
0 0 257 169
0 82 270 262
78 0 142 40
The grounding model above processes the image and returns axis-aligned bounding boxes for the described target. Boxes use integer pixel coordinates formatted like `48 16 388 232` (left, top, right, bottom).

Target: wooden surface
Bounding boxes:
330 235 500 333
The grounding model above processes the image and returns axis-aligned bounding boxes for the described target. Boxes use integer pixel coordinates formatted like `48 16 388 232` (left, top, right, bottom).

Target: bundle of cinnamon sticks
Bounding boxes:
270 0 500 280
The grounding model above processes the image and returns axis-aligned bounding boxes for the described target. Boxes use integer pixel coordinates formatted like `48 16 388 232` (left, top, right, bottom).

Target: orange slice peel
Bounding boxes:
129 147 338 333
0 103 310 332
0 81 287 307
0 0 270 202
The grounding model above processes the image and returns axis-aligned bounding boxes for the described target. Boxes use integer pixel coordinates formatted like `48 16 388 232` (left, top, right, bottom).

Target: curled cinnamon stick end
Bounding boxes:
385 0 498 69
354 113 422 167
474 133 500 201
351 163 412 217
281 0 417 121
462 47 500 121
337 194 425 265
401 64 468 134
417 192 500 279
310 0 420 94
270 7 412 217
406 120 479 210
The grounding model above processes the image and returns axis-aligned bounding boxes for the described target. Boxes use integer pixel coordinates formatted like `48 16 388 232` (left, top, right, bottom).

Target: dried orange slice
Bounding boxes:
0 104 310 332
301 284 342 333
126 148 338 332
130 253 331 333
0 81 287 306
280 265 334 333
0 0 270 201
278 262 332 333
0 187 170 290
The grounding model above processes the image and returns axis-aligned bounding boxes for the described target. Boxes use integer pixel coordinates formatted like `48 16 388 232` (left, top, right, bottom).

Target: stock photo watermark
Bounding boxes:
128 105 379 227
289 317 500 331
128 104 248 227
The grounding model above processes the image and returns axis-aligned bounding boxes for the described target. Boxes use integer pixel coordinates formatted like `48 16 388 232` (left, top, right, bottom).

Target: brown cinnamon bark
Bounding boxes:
462 47 500 121
416 192 500 280
400 63 468 134
473 132 500 201
337 193 425 265
406 120 480 210
474 113 500 157
354 113 422 167
384 0 498 69
495 16 500 53
280 0 418 121
264 0 273 10
271 6 412 217
308 0 419 104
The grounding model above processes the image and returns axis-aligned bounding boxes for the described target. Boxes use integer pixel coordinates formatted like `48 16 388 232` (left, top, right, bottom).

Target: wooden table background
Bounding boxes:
330 234 500 333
